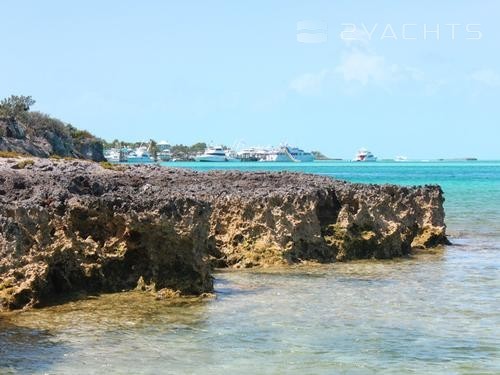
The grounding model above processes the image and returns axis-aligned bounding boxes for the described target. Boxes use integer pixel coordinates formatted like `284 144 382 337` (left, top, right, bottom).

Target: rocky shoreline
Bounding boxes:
0 158 449 310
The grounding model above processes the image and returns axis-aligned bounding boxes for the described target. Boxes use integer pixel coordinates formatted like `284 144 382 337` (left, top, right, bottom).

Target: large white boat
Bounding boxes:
104 148 128 163
157 141 172 161
237 147 271 162
195 146 228 162
104 148 121 163
353 148 377 162
261 146 314 162
224 149 240 162
127 146 154 163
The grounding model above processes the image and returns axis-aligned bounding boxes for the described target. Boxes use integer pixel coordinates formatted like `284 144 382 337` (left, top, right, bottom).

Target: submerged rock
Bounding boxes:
0 158 449 310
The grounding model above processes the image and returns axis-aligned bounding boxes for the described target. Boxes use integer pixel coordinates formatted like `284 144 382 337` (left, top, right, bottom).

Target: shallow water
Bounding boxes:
1 161 499 374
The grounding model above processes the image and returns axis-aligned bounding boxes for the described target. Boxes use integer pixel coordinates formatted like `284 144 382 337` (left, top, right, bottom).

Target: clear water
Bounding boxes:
1 161 499 374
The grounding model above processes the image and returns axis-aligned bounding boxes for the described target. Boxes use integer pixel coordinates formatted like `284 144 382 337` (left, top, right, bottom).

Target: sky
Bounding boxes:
1 1 499 159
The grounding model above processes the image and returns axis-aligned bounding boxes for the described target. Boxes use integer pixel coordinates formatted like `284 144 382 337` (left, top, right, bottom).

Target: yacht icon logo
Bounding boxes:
296 20 328 44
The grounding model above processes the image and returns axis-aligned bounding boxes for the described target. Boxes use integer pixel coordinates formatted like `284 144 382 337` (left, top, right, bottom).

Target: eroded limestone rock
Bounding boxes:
0 158 449 310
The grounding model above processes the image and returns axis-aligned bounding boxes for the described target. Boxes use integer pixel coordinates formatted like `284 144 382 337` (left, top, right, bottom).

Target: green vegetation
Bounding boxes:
21 111 96 143
0 95 35 118
1 95 104 160
99 161 126 171
67 125 94 140
0 95 99 144
149 139 158 161
0 151 27 158
102 140 143 149
170 142 206 159
23 110 68 135
12 159 35 169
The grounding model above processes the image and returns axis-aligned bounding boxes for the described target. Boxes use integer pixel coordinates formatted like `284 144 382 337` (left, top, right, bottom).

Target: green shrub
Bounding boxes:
0 95 35 118
99 161 125 171
23 111 69 137
0 151 26 158
12 159 35 169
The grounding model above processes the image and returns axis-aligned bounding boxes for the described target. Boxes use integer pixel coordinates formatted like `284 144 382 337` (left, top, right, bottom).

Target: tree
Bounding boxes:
0 95 36 118
189 142 207 153
149 139 158 161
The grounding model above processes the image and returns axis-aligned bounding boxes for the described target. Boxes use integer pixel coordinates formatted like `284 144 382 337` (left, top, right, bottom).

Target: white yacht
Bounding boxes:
195 146 228 162
353 148 377 162
157 141 172 161
104 148 129 163
104 148 121 163
127 146 154 163
237 147 271 162
261 145 314 162
224 149 240 162
395 155 408 162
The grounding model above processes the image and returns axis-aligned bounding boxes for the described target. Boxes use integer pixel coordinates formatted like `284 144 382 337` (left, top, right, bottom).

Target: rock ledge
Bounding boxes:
0 158 448 310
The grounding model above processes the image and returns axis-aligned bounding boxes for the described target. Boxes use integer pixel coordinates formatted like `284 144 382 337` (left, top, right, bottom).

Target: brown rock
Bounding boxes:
0 158 449 310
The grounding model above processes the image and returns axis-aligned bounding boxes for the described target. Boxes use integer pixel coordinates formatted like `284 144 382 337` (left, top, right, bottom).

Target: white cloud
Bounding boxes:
402 66 425 82
335 50 387 85
291 32 429 95
469 69 500 87
424 79 446 96
289 69 328 95
335 49 424 87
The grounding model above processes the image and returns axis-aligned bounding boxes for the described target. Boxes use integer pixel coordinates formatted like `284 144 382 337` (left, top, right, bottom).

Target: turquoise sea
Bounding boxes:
1 161 499 374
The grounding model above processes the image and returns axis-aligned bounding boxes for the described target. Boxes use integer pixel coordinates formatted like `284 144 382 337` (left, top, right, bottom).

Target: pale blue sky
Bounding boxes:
1 1 499 158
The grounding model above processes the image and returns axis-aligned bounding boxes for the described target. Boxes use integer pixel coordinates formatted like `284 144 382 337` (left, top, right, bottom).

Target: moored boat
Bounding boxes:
104 148 128 163
353 148 377 162
260 145 314 162
195 146 228 162
127 146 154 163
237 147 270 162
104 148 121 163
157 141 172 161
